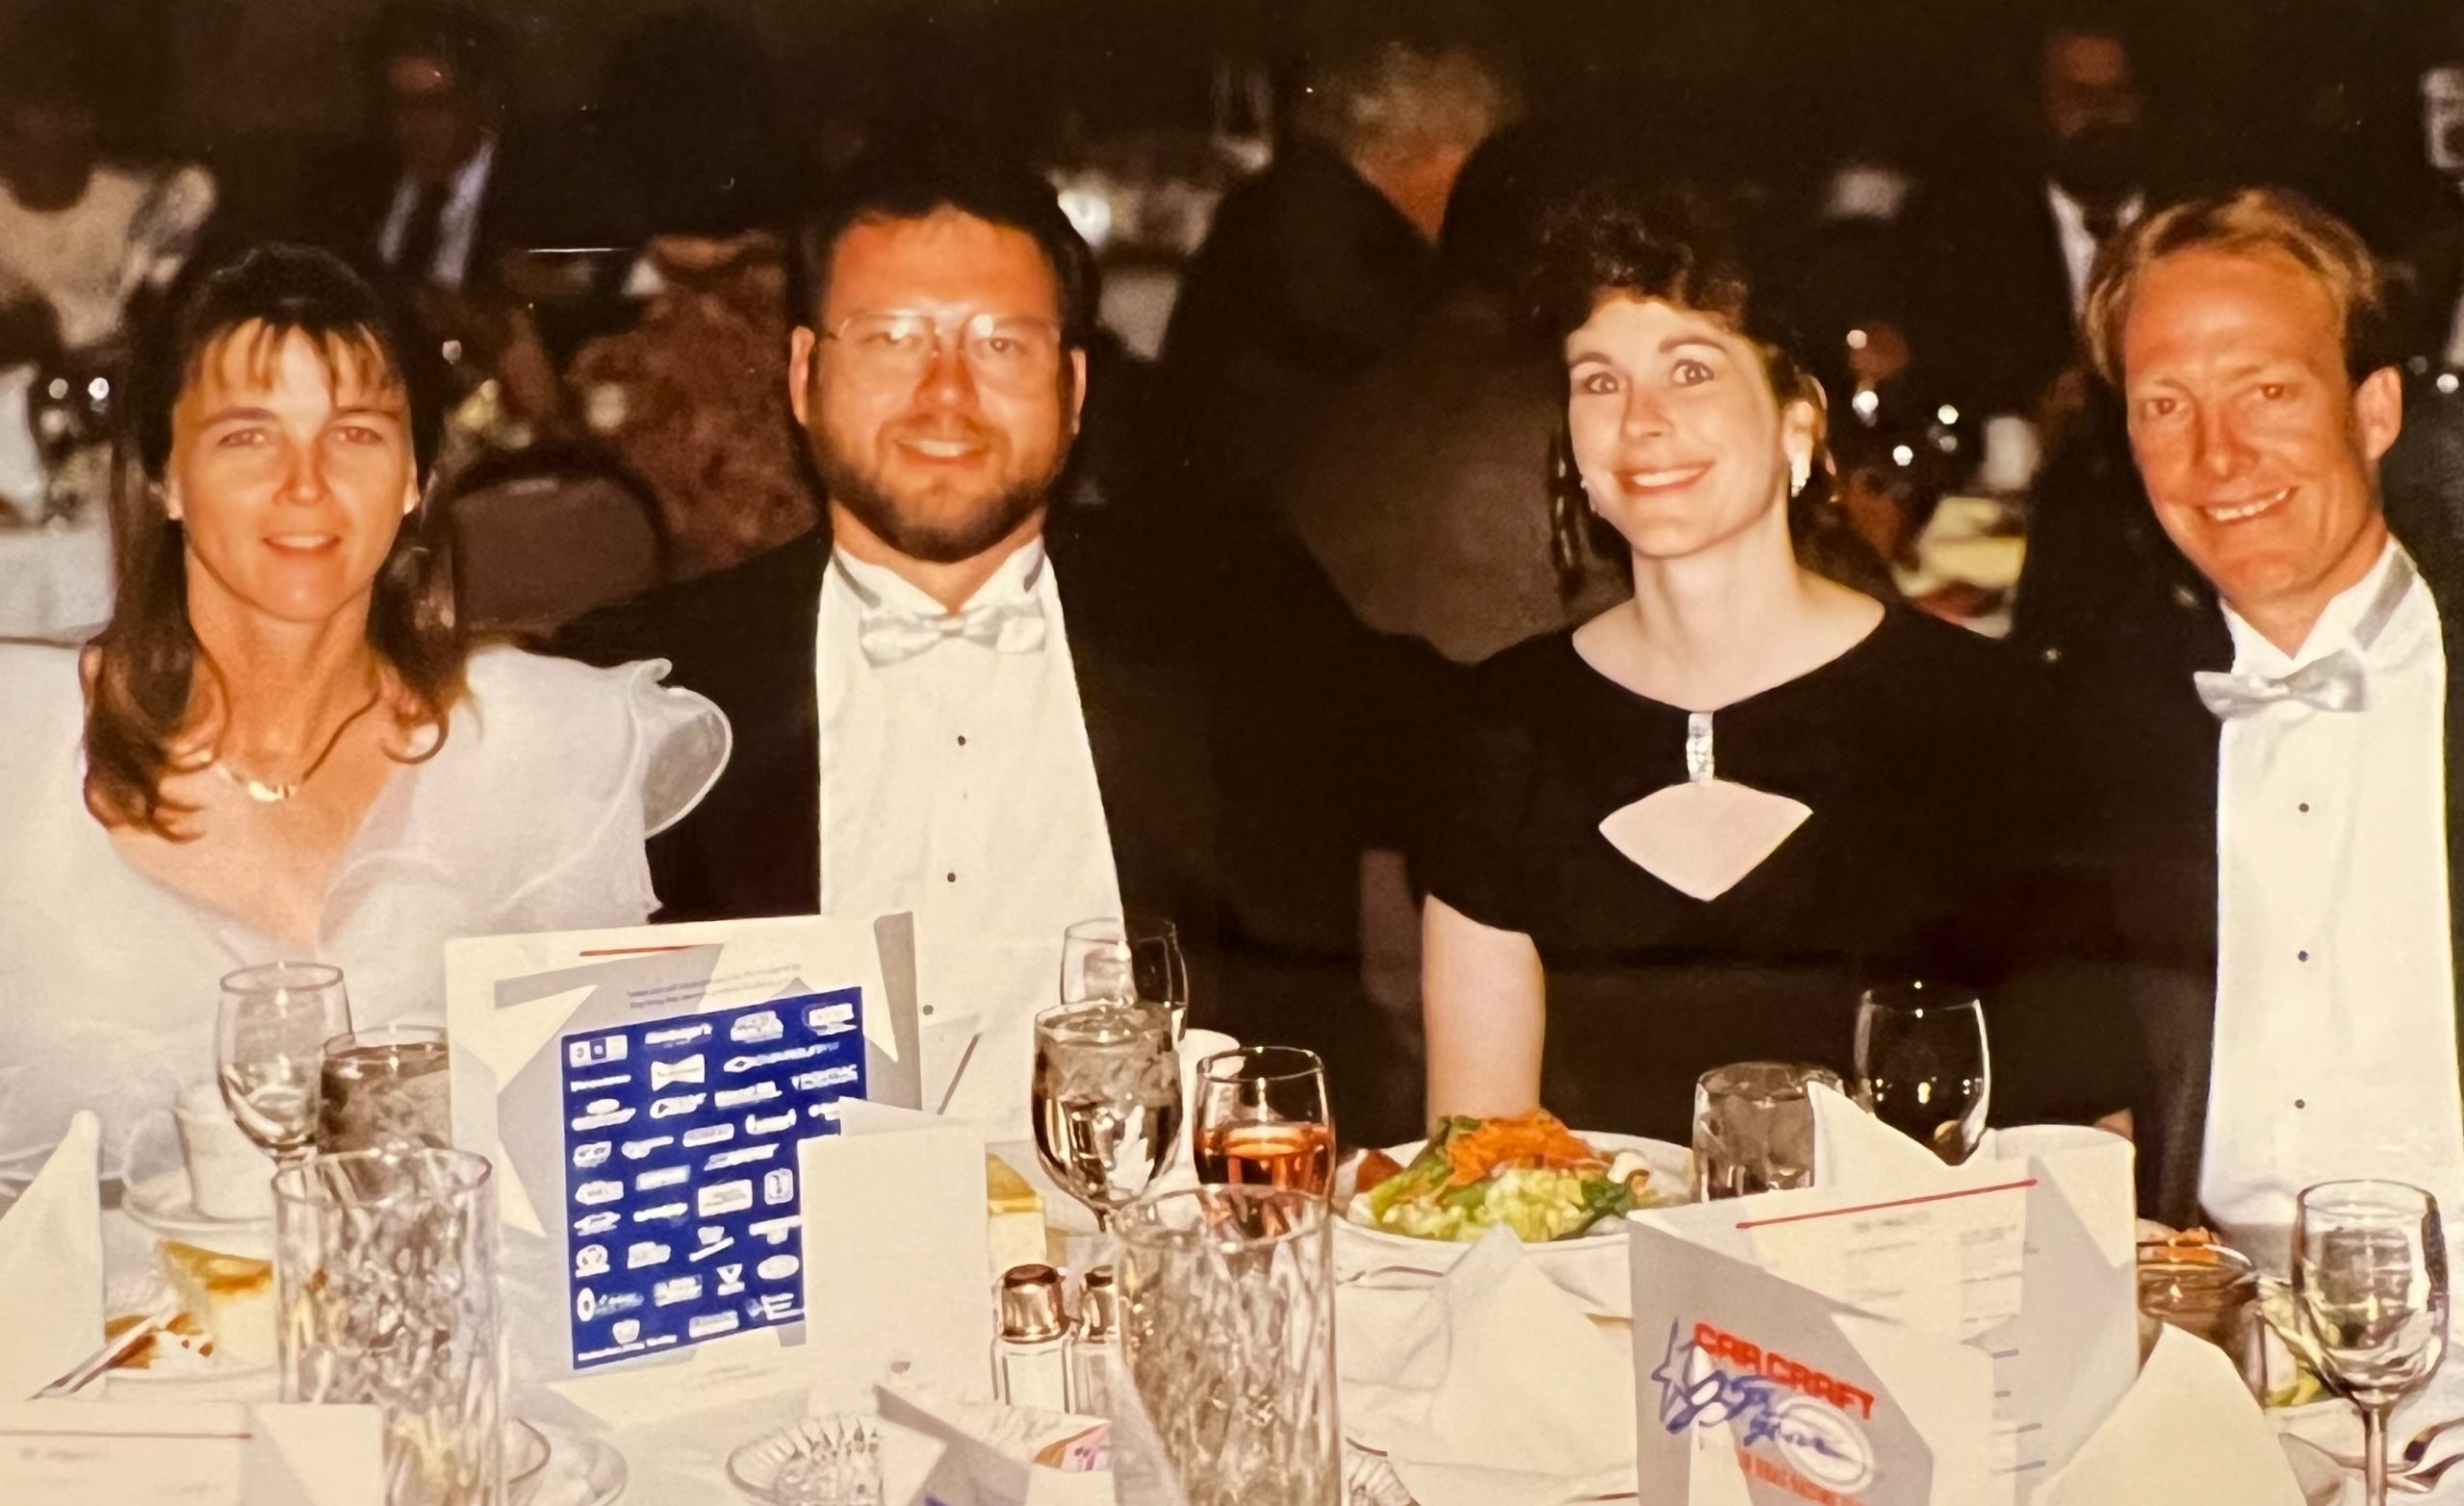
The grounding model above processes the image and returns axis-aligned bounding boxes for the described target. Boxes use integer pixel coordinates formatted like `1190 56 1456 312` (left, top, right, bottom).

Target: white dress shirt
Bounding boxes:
2201 540 2464 1256
816 540 1121 1138
2044 183 2144 316
376 135 497 291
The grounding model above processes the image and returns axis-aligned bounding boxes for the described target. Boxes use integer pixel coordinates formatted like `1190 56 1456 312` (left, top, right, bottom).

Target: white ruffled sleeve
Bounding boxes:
629 658 732 838
485 652 731 932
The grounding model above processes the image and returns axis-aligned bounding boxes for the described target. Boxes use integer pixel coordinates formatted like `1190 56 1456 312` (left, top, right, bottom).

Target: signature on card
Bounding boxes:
1652 1319 1878 1494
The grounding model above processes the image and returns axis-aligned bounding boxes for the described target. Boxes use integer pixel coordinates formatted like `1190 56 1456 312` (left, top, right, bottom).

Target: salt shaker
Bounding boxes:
1066 1264 1123 1416
993 1264 1073 1412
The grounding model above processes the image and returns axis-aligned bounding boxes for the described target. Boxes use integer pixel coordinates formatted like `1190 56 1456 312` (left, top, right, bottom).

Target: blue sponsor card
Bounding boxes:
557 988 865 1369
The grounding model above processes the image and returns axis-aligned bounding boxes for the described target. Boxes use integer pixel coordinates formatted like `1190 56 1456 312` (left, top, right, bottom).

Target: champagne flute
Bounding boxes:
2295 1181 2450 1506
1191 1046 1336 1197
216 962 351 1169
1032 1002 1182 1233
1852 982 1990 1164
1061 914 1190 1043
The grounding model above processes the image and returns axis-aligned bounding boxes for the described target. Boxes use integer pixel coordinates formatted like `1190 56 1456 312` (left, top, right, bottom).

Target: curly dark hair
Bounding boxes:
1523 181 1892 600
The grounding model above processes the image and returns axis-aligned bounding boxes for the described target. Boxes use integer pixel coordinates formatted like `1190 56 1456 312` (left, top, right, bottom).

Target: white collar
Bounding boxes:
831 535 1049 620
2224 534 2417 676
2044 182 2143 232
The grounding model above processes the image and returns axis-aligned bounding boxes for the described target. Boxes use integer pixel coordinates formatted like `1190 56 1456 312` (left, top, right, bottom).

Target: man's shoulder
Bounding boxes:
551 527 829 672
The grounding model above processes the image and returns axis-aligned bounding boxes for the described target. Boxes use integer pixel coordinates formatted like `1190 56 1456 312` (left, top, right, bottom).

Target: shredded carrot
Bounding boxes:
1444 1110 1605 1186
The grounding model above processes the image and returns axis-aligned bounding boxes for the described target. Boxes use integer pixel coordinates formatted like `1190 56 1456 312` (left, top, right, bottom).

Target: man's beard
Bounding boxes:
809 431 1055 565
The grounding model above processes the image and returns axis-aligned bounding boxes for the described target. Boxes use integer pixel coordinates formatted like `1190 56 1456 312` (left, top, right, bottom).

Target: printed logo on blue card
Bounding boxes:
558 987 864 1369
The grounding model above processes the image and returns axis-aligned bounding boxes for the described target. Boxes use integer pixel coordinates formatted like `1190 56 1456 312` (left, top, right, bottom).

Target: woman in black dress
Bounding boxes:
1420 187 2035 1142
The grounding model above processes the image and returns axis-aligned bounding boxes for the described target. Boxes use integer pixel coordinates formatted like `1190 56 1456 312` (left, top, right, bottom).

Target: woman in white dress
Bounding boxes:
0 244 731 1191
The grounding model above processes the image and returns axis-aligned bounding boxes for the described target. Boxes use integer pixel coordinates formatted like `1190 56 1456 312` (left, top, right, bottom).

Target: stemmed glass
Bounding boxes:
217 962 351 1170
1061 914 1190 1043
1852 982 1990 1164
1190 1046 1336 1197
1032 1002 1183 1233
2294 1181 2450 1506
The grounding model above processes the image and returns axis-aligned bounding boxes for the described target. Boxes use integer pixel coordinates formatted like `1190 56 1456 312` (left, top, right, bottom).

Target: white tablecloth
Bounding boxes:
0 502 111 643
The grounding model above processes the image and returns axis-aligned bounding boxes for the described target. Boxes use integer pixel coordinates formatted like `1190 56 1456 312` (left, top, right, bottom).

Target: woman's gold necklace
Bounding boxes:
210 684 386 804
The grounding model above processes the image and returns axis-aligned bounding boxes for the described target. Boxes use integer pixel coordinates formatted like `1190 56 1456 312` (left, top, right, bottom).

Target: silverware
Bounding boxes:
36 1293 179 1397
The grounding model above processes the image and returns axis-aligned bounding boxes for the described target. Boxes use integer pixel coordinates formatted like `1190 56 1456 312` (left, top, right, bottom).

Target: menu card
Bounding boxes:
447 914 919 1393
1629 1126 2137 1504
0 1401 382 1505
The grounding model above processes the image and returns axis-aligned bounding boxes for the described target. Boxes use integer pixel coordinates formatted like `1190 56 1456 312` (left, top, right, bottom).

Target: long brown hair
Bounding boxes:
1526 181 1894 600
86 244 467 837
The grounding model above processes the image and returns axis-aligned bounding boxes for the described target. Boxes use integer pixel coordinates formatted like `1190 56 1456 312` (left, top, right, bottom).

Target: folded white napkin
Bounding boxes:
876 1381 1113 1506
0 1110 103 1398
1809 1080 1950 1185
1339 1227 1633 1506
2036 1326 2305 1506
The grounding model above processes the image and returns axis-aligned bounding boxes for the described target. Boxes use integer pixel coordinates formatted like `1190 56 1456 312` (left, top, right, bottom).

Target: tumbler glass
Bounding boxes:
318 1025 451 1155
273 1146 502 1506
1691 1061 1842 1200
1114 1185 1339 1506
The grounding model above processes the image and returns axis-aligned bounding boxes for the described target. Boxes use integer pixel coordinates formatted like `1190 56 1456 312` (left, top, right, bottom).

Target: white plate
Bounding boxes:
98 1269 278 1395
123 1168 273 1261
1334 1131 1693 1256
522 1421 629 1506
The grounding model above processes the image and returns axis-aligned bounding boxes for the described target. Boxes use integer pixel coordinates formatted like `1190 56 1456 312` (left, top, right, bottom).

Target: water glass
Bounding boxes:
1115 1186 1339 1506
319 1025 452 1155
1692 1061 1841 1200
1852 982 1991 1164
1191 1047 1336 1197
1061 914 1190 1042
218 962 352 1168
274 1146 502 1506
2136 1240 2264 1395
1032 1002 1183 1232
2295 1180 2450 1506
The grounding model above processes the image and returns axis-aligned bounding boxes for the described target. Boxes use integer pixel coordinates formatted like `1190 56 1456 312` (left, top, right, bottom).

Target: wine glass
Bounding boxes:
1061 914 1189 1043
2295 1181 2450 1506
1032 1002 1182 1232
1191 1046 1336 1197
1852 982 1990 1164
216 962 351 1169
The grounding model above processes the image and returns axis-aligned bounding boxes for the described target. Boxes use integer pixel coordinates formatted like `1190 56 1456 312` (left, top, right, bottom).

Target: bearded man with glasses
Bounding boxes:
556 149 1438 1141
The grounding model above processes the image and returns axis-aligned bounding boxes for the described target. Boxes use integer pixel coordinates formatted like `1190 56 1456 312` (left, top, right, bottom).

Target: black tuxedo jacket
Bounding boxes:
552 510 1455 1145
550 517 1219 934
1905 177 2086 421
2069 511 2464 1223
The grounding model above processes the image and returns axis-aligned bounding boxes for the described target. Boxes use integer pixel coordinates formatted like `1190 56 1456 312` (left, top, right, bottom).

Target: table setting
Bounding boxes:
5 921 2464 1506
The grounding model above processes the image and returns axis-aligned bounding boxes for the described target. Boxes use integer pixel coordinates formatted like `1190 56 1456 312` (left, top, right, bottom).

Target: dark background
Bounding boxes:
33 0 2464 252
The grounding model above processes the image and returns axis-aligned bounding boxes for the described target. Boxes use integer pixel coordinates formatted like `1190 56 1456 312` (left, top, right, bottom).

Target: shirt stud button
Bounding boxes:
2295 1098 2306 1110
2297 950 2310 962
957 735 967 747
2298 803 2310 814
945 872 957 883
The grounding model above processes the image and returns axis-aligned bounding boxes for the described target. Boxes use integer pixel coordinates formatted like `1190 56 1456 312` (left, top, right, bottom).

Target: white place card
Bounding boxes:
799 1110 995 1412
447 912 922 1413
0 1401 382 1505
1630 1123 2138 1505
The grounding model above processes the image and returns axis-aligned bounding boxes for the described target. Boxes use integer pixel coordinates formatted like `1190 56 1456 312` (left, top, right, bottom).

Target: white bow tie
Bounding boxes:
856 598 1047 666
2194 653 2369 719
2194 547 2418 722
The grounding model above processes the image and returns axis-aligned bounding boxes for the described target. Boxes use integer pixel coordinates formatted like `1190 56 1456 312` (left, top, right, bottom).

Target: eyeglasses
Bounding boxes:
822 310 1064 392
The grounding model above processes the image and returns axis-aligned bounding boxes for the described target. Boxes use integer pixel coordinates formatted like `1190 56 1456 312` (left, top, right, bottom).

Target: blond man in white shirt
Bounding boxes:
2081 187 2464 1251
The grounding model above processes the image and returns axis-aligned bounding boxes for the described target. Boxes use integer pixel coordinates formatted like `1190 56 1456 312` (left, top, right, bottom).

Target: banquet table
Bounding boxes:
66 1149 2464 1505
